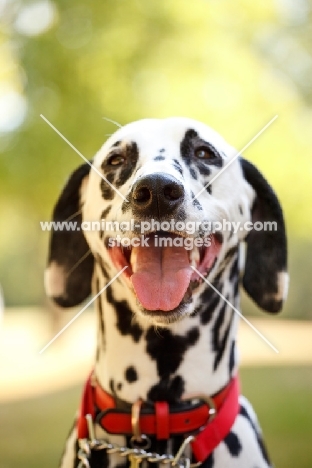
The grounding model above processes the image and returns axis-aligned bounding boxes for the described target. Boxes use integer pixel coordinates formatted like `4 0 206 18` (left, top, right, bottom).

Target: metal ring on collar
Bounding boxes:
131 398 144 442
182 395 217 424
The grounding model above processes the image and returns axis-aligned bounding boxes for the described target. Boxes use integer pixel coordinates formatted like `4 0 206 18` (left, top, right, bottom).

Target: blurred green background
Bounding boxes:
1 0 312 314
0 1 312 467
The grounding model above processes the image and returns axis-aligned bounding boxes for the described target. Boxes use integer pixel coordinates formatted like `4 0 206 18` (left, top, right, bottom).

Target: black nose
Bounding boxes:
131 173 185 216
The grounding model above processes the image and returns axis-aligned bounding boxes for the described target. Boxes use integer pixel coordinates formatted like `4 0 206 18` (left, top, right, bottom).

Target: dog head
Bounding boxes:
45 117 288 325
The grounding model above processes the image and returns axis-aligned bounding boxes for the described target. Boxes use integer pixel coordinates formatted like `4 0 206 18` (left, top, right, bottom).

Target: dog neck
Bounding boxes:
93 249 240 405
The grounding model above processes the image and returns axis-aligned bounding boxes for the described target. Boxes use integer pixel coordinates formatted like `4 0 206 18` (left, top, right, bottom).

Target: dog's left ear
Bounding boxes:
44 163 94 308
240 158 288 313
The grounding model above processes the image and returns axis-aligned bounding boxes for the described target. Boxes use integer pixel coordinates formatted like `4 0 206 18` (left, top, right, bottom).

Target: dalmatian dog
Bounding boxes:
45 117 288 468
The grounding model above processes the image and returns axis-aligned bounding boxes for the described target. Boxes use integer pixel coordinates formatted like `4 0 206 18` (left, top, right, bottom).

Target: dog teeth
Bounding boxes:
190 247 200 268
129 248 137 270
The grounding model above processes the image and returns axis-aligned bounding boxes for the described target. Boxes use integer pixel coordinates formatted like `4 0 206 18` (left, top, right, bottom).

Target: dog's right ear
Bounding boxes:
240 158 288 313
44 163 94 308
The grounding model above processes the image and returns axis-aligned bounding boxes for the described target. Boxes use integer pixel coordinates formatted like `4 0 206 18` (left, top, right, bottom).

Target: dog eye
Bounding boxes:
107 154 125 166
194 147 213 160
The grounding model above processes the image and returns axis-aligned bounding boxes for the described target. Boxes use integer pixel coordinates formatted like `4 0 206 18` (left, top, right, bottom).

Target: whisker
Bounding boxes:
102 117 123 128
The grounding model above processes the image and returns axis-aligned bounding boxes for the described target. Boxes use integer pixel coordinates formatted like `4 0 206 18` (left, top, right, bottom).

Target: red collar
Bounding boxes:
77 373 239 463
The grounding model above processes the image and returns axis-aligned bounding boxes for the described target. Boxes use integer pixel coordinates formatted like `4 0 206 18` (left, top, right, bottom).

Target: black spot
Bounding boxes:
172 159 183 175
106 286 143 342
258 441 271 467
100 172 115 200
101 206 112 219
111 140 121 148
146 327 200 377
189 307 200 318
180 129 198 163
125 366 138 383
189 167 197 180
176 207 186 222
210 256 219 272
238 204 243 215
212 301 226 345
192 197 203 210
228 340 236 376
239 405 271 465
213 314 233 371
180 129 223 168
206 184 212 194
159 148 165 153
109 378 115 394
224 246 237 264
105 172 116 184
233 273 239 298
100 142 138 197
229 255 239 282
117 382 123 391
199 276 222 324
115 142 139 188
197 162 211 177
212 301 234 371
200 290 220 325
95 254 109 279
213 267 225 287
147 375 185 403
101 261 110 279
215 231 223 245
96 278 105 348
223 431 242 456
154 155 165 161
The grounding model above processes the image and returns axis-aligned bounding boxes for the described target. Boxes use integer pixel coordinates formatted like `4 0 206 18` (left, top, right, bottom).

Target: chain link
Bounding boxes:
77 435 201 468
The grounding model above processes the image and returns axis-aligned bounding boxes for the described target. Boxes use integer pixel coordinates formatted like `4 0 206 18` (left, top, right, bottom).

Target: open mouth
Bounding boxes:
108 232 222 313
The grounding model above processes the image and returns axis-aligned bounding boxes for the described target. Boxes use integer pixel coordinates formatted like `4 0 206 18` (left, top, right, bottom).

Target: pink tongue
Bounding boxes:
130 240 193 311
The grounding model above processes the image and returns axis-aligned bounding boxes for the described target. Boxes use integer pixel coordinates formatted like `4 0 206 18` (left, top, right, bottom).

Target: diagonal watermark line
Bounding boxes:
39 266 128 354
191 266 279 353
66 249 92 279
193 115 278 201
40 114 128 202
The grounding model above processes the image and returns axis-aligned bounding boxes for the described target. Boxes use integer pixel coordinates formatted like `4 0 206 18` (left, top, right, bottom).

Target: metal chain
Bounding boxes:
77 435 201 468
